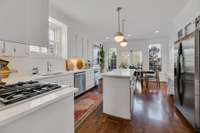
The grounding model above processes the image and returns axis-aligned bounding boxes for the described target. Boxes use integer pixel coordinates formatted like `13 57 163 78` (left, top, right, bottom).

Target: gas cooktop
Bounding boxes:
0 81 61 105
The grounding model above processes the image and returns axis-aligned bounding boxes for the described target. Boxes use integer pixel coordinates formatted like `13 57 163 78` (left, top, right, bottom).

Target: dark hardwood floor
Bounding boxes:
76 82 194 133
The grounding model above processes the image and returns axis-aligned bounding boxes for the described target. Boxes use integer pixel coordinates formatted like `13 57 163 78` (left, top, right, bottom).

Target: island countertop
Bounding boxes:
102 69 134 78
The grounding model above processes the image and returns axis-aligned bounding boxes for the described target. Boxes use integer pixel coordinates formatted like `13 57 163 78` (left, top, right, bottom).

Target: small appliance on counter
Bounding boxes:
0 59 9 85
65 58 86 71
0 81 61 105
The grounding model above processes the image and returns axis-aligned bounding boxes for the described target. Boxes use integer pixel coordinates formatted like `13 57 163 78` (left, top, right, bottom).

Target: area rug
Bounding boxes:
75 90 102 128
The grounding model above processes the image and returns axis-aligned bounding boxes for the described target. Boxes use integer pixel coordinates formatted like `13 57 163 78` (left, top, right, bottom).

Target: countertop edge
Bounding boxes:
102 74 131 78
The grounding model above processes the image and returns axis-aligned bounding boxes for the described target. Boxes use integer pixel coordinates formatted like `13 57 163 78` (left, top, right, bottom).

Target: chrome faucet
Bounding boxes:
47 61 52 73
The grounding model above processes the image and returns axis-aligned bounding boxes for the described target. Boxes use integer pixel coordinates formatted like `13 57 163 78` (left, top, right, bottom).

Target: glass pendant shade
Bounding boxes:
114 32 124 42
120 38 128 47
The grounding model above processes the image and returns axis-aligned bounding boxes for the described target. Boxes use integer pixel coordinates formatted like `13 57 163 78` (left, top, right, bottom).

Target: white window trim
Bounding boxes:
49 17 68 58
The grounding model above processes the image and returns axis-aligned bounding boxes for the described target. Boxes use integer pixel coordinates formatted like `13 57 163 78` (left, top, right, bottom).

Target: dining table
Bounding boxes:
134 70 155 90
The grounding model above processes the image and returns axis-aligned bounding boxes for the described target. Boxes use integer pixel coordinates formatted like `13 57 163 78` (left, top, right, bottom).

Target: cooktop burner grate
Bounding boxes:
0 81 61 105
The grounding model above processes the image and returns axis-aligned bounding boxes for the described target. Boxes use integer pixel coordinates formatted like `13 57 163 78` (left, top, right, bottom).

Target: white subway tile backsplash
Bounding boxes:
0 55 65 75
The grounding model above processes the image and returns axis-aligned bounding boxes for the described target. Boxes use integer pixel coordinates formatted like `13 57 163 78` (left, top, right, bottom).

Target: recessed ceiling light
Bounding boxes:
127 34 132 37
105 37 110 40
155 30 160 33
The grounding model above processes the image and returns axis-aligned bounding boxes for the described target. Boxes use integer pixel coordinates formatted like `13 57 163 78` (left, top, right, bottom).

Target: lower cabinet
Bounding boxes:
39 74 74 88
37 69 95 95
86 69 95 91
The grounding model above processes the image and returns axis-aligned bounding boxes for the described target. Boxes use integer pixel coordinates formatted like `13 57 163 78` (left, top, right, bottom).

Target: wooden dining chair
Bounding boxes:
134 71 147 92
145 70 160 90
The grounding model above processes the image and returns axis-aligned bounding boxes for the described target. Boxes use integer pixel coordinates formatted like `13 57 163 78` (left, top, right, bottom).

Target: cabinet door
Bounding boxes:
72 34 78 58
77 36 82 58
83 39 88 60
67 31 75 58
87 42 93 61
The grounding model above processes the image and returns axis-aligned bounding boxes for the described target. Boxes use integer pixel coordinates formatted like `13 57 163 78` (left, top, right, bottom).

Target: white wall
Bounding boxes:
0 0 49 46
103 37 170 82
0 1 97 76
168 0 200 94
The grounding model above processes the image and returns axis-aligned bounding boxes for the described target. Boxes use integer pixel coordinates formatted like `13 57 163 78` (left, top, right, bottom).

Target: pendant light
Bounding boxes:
114 7 124 43
120 19 128 47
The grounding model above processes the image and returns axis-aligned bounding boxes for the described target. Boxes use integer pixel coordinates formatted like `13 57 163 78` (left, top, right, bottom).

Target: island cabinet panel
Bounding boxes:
0 0 48 46
0 95 75 133
102 69 134 120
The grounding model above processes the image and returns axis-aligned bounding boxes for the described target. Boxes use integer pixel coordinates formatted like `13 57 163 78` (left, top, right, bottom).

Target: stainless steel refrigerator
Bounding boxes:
174 28 200 132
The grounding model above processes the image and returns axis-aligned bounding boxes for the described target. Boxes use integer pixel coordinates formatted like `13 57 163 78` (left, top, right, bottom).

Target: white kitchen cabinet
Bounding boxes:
86 69 95 90
87 42 93 61
67 33 94 60
83 39 88 60
0 0 48 46
76 36 82 58
68 33 78 58
39 74 74 88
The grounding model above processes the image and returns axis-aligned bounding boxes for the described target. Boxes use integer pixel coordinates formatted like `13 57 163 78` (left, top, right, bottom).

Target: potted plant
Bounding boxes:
99 44 105 73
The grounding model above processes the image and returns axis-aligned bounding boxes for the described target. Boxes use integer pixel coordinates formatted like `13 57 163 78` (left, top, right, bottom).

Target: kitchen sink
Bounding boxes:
40 72 64 76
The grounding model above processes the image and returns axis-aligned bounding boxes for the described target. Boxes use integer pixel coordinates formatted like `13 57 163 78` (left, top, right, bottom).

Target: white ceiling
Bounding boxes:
50 0 189 42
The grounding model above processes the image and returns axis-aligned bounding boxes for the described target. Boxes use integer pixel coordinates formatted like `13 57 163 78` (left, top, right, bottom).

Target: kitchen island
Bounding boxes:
0 85 78 133
102 69 134 120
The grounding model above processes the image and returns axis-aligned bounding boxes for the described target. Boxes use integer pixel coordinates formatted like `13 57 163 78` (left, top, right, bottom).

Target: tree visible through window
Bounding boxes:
149 44 162 71
108 48 117 71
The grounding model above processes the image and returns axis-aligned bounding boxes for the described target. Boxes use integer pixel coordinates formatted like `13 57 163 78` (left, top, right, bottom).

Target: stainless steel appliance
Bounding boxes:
174 29 200 131
74 72 86 97
0 81 61 105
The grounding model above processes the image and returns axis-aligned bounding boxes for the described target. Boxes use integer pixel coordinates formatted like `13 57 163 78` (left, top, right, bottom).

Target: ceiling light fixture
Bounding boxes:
120 19 128 47
155 30 160 33
114 7 124 43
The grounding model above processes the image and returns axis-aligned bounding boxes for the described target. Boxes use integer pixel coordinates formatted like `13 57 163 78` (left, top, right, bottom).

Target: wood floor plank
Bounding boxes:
76 83 194 133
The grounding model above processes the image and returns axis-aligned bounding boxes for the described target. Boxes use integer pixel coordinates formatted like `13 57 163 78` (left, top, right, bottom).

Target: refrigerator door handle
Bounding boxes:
177 43 184 106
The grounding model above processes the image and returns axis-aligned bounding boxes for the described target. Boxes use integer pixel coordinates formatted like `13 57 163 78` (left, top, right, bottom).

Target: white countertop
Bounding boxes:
102 69 134 78
0 86 78 127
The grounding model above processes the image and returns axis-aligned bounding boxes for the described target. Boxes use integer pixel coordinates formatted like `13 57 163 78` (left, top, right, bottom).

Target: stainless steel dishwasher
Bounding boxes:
74 72 86 97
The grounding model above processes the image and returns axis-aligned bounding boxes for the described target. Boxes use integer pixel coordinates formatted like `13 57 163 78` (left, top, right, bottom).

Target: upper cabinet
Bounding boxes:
67 33 94 61
0 0 48 46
